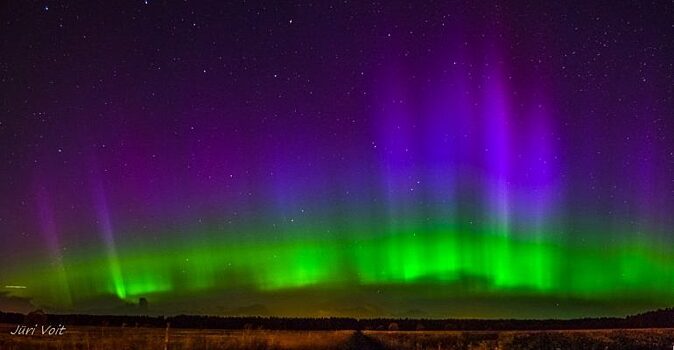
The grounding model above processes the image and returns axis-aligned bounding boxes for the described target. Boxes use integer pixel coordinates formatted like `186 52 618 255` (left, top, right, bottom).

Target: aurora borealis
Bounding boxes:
1 1 673 318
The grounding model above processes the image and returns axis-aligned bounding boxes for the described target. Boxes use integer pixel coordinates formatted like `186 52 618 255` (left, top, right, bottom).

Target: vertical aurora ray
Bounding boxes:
417 56 469 282
374 66 425 283
91 178 126 300
34 185 72 307
522 106 559 291
479 55 514 288
482 66 512 238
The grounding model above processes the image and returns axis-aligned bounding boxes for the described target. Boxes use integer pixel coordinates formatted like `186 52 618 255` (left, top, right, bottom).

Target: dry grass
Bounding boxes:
0 324 351 350
366 328 674 350
2 323 674 349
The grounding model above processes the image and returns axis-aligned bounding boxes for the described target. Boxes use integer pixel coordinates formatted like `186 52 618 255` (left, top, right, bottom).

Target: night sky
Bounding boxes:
1 1 673 318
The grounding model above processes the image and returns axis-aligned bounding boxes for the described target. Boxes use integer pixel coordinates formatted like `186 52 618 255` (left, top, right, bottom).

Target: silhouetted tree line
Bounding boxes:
2 308 674 330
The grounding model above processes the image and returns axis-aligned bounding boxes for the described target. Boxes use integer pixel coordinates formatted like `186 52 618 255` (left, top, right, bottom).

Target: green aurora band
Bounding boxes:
6 217 674 313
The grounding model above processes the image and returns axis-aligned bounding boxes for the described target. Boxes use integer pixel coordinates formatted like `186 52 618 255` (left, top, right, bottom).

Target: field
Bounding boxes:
2 324 674 349
366 329 674 349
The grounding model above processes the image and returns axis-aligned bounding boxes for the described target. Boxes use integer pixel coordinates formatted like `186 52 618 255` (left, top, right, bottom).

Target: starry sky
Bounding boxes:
0 1 673 318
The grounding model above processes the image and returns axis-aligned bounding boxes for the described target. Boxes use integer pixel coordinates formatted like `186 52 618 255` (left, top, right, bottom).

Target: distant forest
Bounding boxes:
2 308 674 331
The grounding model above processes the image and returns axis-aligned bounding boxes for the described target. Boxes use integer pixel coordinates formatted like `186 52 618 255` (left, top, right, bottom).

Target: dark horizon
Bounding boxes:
2 286 672 320
4 306 674 331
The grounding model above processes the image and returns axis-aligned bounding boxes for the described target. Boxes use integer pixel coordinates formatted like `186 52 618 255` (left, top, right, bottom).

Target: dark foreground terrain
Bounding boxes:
2 324 674 350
